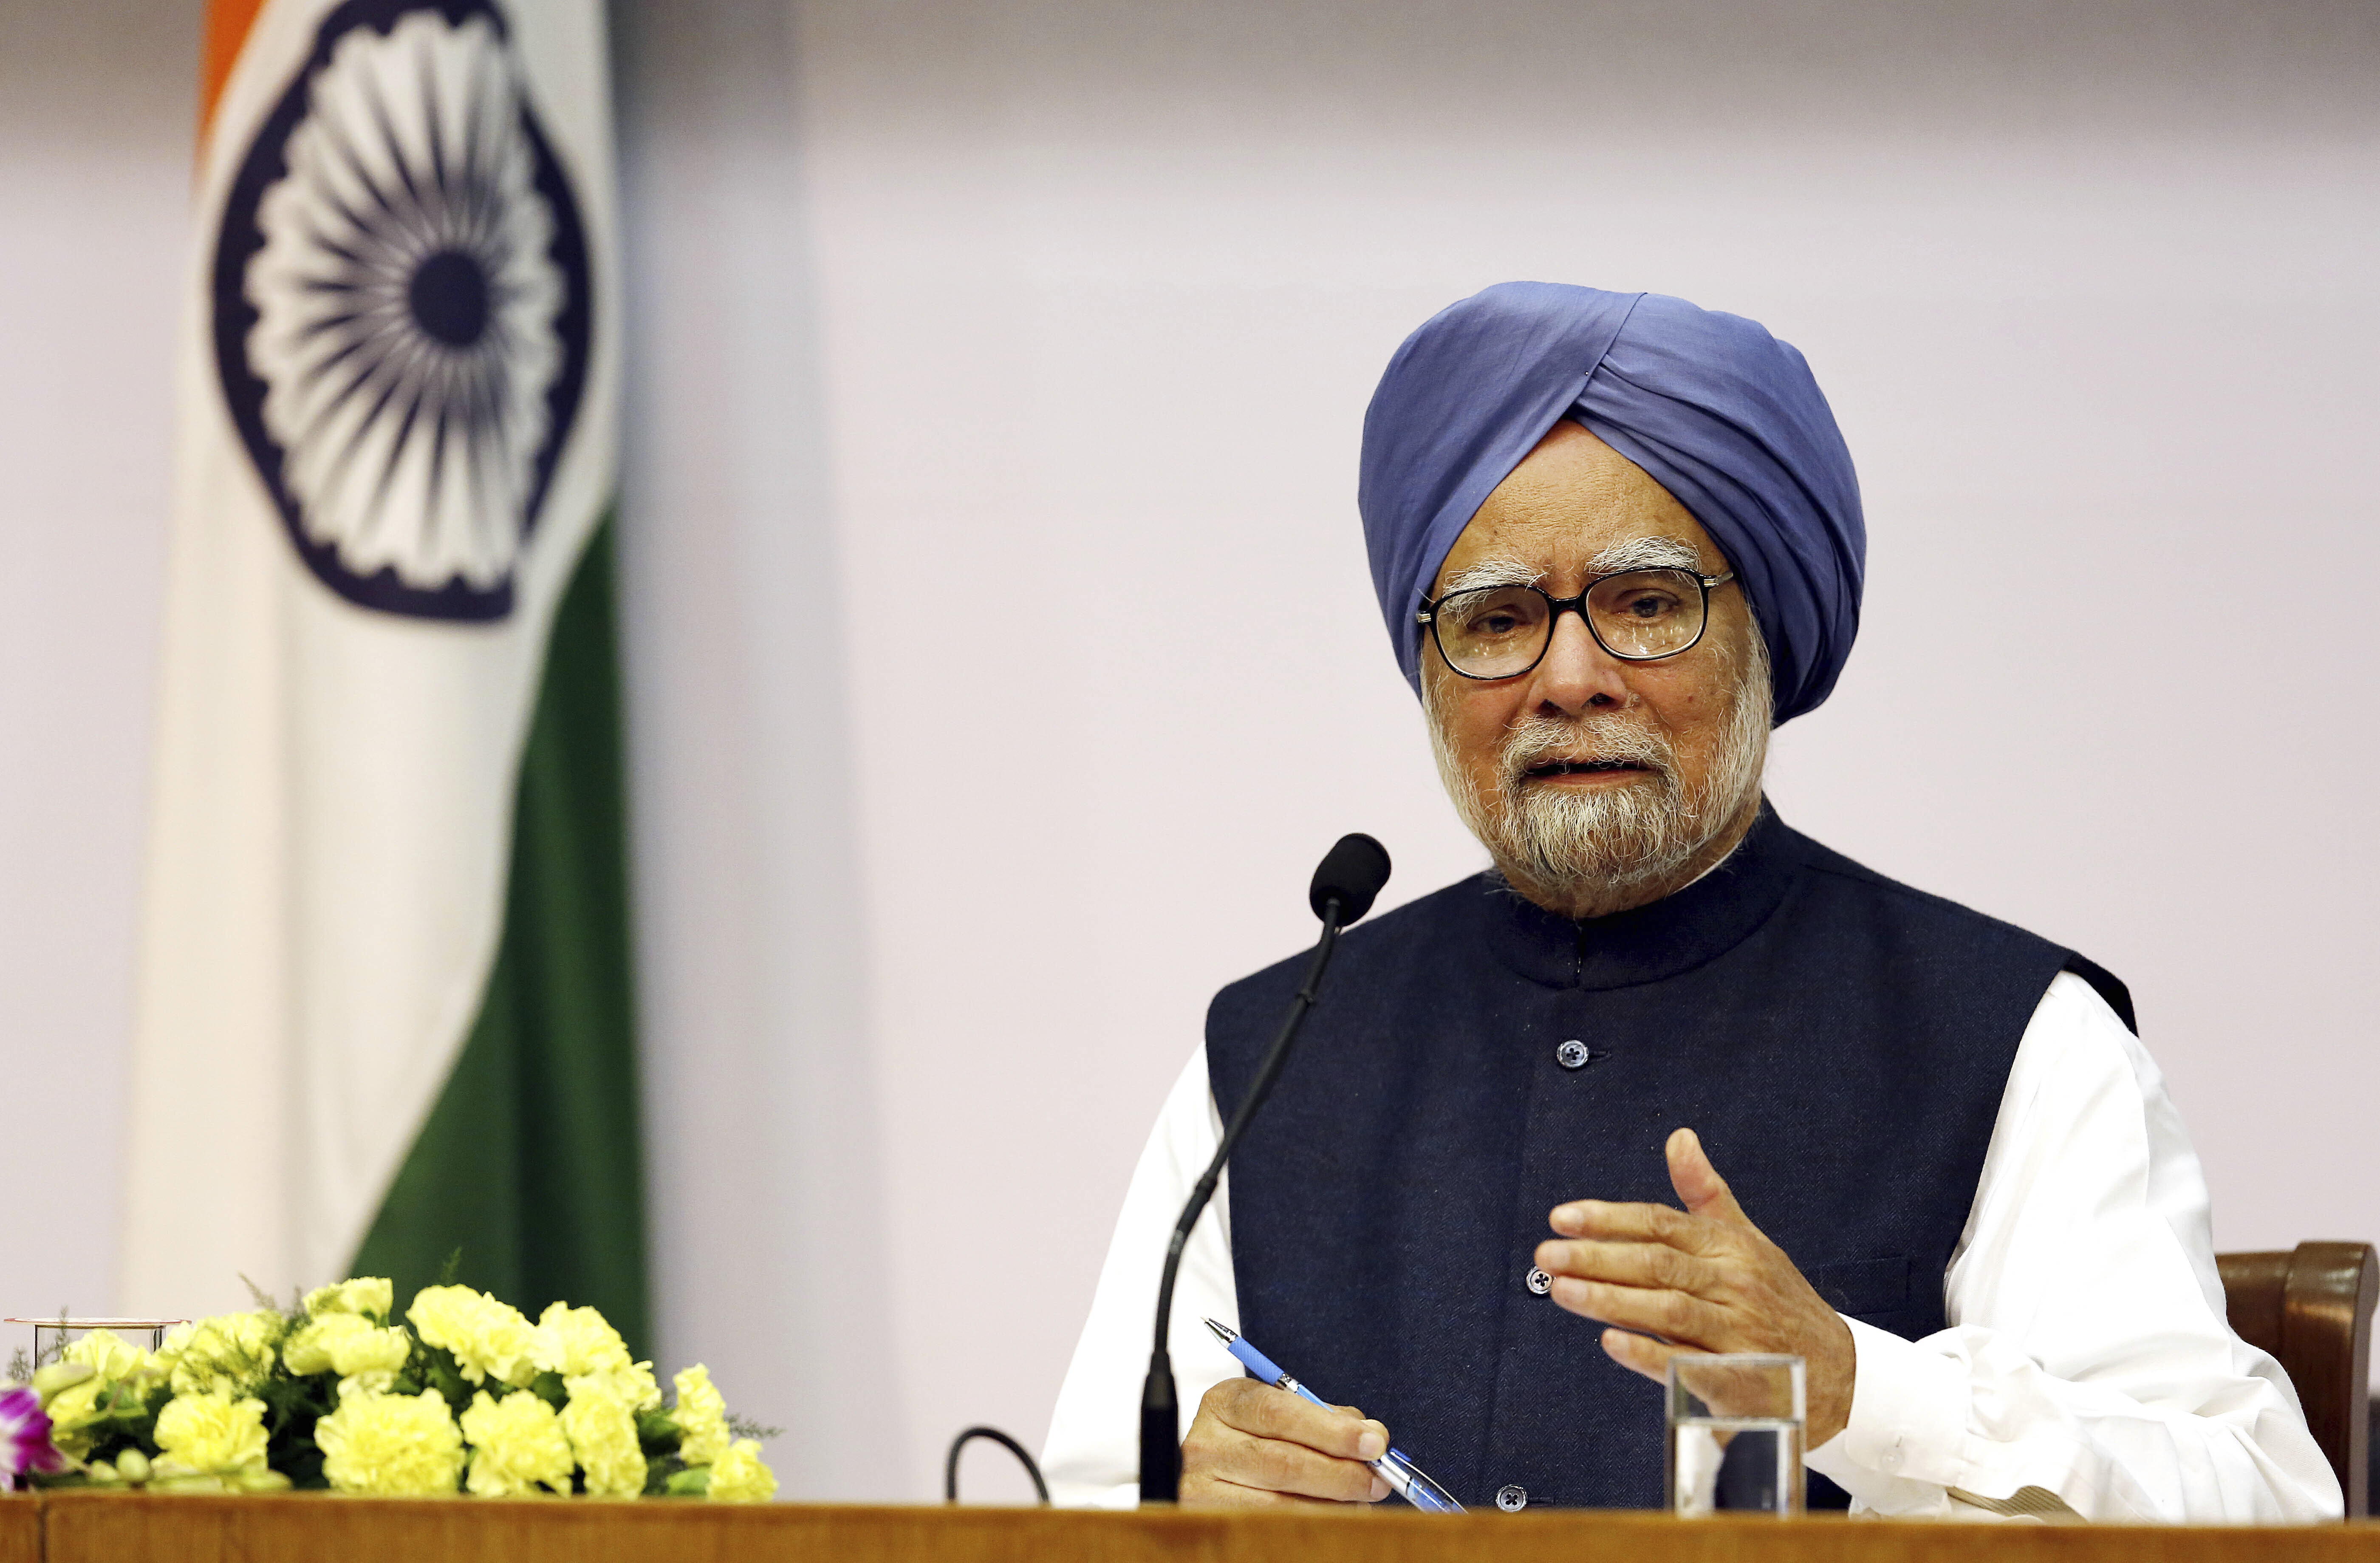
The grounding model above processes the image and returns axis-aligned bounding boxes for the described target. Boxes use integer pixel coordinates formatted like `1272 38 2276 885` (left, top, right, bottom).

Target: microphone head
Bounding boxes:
1309 833 1393 925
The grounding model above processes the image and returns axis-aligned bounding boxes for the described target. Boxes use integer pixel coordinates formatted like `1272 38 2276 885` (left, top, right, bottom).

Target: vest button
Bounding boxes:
1525 1266 1552 1296
1496 1483 1529 1512
1555 1039 1591 1070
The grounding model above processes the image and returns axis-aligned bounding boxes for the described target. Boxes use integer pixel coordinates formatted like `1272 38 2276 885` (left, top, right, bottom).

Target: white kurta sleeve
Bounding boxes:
1042 1046 1243 1507
1803 972 2343 1522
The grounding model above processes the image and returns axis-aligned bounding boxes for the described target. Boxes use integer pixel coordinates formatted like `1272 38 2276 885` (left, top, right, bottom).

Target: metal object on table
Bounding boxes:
5 1317 186 1370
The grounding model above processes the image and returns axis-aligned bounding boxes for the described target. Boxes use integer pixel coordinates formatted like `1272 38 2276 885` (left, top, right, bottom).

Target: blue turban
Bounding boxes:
1357 282 1865 725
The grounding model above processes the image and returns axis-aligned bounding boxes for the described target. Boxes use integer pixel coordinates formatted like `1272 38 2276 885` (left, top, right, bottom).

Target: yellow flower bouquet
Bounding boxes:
17 1280 775 1501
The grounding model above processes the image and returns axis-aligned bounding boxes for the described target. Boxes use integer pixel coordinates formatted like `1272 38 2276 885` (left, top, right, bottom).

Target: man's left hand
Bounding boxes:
1534 1126 1856 1446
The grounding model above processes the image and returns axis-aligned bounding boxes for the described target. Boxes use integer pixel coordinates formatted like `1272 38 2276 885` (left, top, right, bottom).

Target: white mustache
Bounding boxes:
1500 716 1678 790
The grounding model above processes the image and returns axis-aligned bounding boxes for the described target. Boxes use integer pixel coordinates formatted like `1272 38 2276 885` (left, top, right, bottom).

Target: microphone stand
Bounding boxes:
1137 898 1348 1504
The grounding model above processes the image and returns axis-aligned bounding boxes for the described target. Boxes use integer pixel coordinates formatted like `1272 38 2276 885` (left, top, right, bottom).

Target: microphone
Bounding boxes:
1309 831 1393 925
1138 833 1392 1505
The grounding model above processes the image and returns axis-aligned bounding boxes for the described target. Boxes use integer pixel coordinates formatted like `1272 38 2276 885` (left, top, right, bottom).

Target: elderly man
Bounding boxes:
1042 283 2338 1521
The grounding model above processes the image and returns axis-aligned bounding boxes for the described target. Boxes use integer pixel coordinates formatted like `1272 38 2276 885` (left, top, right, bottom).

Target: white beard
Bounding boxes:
1429 631 1772 918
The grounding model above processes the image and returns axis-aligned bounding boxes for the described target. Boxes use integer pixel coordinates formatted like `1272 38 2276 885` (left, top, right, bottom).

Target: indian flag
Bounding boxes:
119 0 646 1350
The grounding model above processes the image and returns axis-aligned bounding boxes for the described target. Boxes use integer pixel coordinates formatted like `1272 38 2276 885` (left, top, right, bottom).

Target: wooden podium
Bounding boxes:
8 1495 2380 1562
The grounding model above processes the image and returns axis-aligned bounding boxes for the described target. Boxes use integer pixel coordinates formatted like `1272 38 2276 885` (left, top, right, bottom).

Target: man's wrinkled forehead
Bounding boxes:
1436 534 1709 595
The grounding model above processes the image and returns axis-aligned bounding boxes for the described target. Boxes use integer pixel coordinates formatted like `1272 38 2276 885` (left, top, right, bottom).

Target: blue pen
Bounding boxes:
1203 1318 1465 1513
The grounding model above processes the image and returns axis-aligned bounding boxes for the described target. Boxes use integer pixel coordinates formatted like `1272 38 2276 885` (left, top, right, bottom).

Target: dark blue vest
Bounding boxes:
1205 804 2127 1511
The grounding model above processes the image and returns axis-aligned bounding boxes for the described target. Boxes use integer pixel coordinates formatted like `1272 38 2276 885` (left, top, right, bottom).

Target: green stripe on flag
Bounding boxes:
353 516 650 1354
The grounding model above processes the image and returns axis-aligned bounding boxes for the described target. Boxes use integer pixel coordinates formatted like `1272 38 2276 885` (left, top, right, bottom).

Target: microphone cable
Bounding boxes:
944 1424 1050 1504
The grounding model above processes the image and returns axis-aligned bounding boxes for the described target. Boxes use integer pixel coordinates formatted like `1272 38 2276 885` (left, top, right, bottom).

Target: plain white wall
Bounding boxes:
610 0 910 1499
0 0 2372 1506
0 0 197 1317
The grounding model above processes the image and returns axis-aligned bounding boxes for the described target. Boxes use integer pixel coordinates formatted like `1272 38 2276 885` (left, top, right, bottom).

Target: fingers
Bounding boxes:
1534 1229 1723 1348
1544 1273 1727 1346
1600 1327 1687 1385
1209 1380 1387 1462
1547 1198 1723 1253
1665 1128 1745 1222
1179 1380 1393 1509
1534 1237 1722 1297
1546 1127 1745 1246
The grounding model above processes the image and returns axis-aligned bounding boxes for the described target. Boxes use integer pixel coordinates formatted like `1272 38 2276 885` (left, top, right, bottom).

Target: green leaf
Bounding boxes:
420 1346 472 1415
635 1407 680 1451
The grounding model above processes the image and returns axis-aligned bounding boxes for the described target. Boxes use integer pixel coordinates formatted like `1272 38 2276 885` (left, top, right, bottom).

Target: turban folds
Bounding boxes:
1357 282 1866 725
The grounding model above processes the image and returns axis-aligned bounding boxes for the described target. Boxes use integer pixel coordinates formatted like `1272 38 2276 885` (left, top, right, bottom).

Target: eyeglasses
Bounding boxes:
1417 568 1736 680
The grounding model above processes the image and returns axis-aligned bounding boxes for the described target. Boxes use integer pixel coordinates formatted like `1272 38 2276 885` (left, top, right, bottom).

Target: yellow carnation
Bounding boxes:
560 1382 647 1497
305 1277 394 1319
615 1359 661 1411
158 1312 283 1395
45 1379 106 1460
316 1387 465 1495
671 1365 729 1467
532 1302 659 1409
64 1327 159 1385
31 1361 93 1404
285 1315 413 1393
282 1312 367 1376
531 1303 629 1379
458 1390 574 1497
331 1325 413 1395
705 1438 777 1504
152 1389 271 1478
406 1286 538 1388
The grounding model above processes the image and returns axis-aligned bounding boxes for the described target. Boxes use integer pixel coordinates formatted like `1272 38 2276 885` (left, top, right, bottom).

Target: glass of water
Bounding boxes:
1666 1354 1805 1516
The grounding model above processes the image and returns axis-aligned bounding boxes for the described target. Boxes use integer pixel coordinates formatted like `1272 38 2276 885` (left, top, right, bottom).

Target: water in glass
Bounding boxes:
1669 1414 1804 1516
1665 1353 1805 1517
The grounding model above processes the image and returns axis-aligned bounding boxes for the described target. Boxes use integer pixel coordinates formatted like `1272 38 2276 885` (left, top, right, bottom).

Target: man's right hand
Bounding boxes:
1176 1378 1393 1509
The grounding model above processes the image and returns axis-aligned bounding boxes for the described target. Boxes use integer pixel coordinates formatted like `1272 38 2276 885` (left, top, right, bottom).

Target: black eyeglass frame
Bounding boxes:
1416 569 1738 681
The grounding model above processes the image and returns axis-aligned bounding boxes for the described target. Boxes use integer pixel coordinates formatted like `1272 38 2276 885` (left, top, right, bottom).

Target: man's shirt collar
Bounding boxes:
1476 798 1801 991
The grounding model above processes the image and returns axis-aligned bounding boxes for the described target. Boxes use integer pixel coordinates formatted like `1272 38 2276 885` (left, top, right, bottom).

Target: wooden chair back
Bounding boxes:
2218 1241 2378 1517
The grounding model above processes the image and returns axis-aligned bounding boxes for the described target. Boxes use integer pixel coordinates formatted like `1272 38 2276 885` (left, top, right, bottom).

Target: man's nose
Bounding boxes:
1525 609 1632 716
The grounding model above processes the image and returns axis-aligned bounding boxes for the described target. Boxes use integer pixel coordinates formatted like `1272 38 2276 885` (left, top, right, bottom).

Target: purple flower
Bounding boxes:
0 1386 63 1484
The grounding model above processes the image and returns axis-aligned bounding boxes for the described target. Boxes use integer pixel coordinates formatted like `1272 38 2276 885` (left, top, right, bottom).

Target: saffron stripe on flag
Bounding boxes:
198 0 270 137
